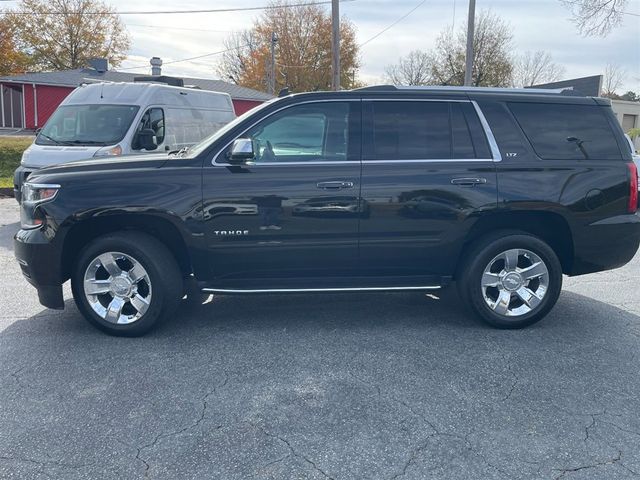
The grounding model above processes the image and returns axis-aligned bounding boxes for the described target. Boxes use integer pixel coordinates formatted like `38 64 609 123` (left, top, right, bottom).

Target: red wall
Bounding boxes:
23 84 74 129
232 99 263 116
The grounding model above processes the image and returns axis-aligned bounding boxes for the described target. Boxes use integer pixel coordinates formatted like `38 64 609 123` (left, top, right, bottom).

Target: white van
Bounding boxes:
14 81 236 199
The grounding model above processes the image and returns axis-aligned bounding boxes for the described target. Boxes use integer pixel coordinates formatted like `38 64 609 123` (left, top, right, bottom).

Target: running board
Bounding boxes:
201 285 442 294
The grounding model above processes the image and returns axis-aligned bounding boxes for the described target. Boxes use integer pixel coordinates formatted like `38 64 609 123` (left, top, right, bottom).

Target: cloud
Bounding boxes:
114 0 640 92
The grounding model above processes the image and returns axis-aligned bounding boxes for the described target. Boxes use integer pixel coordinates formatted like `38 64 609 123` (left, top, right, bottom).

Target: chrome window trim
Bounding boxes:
362 158 495 164
471 100 502 162
210 98 503 165
202 285 441 294
211 99 360 166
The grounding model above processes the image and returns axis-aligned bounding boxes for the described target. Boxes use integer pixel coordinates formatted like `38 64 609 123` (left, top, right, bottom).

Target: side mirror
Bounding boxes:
138 128 158 151
228 138 255 164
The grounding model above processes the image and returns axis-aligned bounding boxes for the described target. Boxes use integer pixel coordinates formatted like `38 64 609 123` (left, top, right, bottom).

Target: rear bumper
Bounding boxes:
570 213 640 275
14 227 64 309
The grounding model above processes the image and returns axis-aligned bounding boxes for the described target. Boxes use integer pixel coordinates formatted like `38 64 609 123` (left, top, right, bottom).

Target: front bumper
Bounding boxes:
14 227 64 309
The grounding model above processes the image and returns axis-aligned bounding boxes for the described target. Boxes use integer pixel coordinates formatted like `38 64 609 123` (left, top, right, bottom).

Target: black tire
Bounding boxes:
457 230 562 329
71 232 183 336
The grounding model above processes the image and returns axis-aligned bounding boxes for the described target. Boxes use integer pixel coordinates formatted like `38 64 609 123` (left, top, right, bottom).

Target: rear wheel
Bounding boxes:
457 231 562 329
71 232 183 336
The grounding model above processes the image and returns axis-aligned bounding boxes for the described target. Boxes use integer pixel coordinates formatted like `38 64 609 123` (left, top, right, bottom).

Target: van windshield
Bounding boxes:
36 104 140 146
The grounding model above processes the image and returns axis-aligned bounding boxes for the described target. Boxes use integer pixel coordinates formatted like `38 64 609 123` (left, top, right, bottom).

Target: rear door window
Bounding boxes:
369 101 450 160
364 101 492 160
508 102 622 160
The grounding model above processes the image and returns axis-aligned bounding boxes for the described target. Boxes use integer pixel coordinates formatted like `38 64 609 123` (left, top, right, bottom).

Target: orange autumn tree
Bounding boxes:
217 0 360 93
0 16 32 75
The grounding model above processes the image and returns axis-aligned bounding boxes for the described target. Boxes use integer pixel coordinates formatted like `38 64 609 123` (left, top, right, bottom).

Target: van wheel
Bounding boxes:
457 231 562 329
71 232 183 336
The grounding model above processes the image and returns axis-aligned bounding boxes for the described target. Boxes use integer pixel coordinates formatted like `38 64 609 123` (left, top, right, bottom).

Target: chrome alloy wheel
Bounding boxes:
480 248 549 317
83 252 152 325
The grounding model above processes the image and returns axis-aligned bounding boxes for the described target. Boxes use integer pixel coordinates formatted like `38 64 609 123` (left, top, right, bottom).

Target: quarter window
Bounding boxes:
237 102 353 163
508 102 622 160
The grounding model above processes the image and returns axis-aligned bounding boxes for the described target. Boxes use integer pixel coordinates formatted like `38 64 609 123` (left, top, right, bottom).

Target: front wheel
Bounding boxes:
457 232 563 329
71 232 183 336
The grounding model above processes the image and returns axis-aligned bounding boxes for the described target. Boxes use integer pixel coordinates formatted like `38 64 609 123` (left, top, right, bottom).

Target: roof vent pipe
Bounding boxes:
88 58 109 72
150 57 162 76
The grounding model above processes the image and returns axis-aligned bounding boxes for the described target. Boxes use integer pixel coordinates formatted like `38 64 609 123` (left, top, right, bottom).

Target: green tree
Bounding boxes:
5 0 130 71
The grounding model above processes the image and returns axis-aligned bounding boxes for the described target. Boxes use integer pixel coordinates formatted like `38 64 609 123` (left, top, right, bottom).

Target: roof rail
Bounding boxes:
353 84 579 95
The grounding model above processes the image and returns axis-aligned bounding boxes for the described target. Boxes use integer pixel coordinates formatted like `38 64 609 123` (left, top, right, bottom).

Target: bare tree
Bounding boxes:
559 0 629 36
512 50 565 87
384 50 433 86
430 10 514 87
602 63 626 97
216 30 260 85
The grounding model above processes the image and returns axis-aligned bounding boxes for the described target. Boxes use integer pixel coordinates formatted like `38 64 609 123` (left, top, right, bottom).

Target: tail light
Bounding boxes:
628 162 638 213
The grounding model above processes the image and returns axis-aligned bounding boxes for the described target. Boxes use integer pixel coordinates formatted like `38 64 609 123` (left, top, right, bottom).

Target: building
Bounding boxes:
0 58 273 130
531 75 640 149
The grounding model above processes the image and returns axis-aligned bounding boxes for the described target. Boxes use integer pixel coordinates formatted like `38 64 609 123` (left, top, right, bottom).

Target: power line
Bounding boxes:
1 0 356 15
359 0 428 47
125 23 236 34
118 44 252 71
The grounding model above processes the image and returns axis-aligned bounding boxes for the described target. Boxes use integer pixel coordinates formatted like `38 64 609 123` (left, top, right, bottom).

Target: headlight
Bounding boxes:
22 183 60 203
93 144 123 157
21 183 60 229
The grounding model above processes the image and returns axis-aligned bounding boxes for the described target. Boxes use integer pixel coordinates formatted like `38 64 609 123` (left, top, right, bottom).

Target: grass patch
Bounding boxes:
0 136 33 190
0 136 33 179
0 177 13 188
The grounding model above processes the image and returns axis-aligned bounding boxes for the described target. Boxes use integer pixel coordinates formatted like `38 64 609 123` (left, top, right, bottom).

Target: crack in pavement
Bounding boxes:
134 371 229 478
552 450 622 479
249 422 335 480
0 454 95 478
348 369 512 479
6 356 45 389
501 354 519 402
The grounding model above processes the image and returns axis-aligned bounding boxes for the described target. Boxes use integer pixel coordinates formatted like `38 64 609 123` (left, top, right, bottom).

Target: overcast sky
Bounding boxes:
11 0 640 92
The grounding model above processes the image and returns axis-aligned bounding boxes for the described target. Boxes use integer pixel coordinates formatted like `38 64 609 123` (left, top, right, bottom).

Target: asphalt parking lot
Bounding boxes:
1 197 640 480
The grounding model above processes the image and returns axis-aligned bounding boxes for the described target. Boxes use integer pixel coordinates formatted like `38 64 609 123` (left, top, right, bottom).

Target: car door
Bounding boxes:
200 100 362 287
358 98 499 280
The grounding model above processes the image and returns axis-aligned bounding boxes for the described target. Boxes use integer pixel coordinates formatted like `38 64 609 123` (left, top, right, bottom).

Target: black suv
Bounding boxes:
14 86 640 336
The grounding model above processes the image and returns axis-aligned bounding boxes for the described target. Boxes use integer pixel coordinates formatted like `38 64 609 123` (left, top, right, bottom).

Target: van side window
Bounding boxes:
132 108 165 150
369 101 450 160
508 102 622 160
165 108 233 151
236 102 353 163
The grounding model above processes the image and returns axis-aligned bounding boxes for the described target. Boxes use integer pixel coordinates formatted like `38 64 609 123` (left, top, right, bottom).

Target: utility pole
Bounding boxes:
464 0 476 86
331 0 340 91
269 31 278 95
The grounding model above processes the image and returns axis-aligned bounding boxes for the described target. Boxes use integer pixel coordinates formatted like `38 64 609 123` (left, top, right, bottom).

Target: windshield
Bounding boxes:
186 99 278 157
36 104 140 146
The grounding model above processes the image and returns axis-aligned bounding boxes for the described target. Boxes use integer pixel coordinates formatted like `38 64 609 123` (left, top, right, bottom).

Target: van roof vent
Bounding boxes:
133 76 184 87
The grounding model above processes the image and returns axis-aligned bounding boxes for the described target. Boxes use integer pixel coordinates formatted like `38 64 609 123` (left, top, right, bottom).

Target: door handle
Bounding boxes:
450 177 487 187
316 181 354 190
